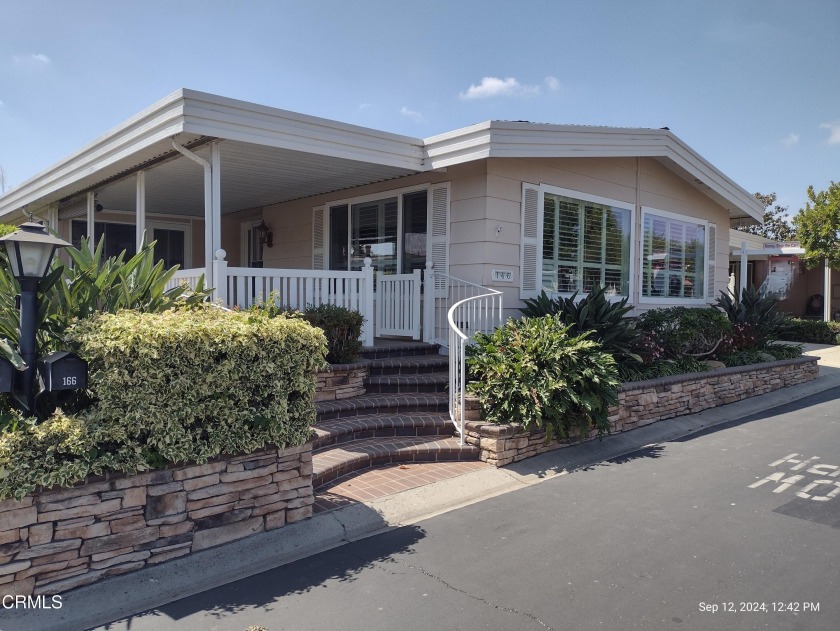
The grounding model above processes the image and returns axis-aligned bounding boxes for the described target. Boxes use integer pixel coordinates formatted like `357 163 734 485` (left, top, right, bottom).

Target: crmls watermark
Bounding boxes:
2 594 63 609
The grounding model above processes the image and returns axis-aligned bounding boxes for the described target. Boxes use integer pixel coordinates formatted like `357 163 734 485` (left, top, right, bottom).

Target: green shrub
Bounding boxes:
302 304 364 364
466 316 619 441
0 235 212 368
780 318 840 344
247 295 364 365
635 307 731 358
0 306 327 499
715 285 791 346
520 286 642 369
619 356 710 382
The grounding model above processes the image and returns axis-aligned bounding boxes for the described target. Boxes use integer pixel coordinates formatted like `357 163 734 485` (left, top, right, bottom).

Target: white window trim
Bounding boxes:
324 183 433 274
538 183 636 302
638 206 709 306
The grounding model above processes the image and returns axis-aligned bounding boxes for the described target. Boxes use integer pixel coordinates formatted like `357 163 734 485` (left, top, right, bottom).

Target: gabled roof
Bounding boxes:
0 90 763 222
424 121 764 221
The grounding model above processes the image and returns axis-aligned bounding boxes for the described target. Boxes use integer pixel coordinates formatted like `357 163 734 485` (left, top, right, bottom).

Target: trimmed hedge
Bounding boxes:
779 318 840 345
0 306 327 499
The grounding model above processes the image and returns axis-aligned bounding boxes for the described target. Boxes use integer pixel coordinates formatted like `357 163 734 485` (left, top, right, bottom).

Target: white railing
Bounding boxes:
430 273 503 443
211 251 375 345
164 268 205 292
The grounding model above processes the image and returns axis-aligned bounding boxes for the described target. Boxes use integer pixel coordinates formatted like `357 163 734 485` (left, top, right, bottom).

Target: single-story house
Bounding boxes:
0 89 766 345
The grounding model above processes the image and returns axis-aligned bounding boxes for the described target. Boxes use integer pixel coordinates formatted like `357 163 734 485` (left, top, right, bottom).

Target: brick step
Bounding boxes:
365 372 449 394
312 435 479 489
315 393 448 422
366 354 449 376
359 342 441 360
313 412 454 450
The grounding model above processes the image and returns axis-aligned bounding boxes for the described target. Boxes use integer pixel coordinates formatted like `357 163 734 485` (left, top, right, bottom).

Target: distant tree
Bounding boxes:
793 181 840 269
734 192 796 241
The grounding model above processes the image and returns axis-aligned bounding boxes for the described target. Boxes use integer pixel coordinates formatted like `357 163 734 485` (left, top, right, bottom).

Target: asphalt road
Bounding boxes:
40 388 840 630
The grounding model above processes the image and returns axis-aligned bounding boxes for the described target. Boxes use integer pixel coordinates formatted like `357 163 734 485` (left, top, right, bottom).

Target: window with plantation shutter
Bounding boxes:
536 189 632 297
641 207 708 302
706 222 717 301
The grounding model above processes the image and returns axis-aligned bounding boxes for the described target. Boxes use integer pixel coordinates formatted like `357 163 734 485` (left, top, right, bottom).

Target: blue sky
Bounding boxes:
0 0 838 217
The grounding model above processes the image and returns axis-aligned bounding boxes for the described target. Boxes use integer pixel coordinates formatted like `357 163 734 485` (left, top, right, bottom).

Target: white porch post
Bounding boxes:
362 257 374 346
824 259 832 322
423 262 435 343
86 192 95 254
739 240 748 292
213 249 228 306
210 142 222 263
171 140 216 294
136 170 146 251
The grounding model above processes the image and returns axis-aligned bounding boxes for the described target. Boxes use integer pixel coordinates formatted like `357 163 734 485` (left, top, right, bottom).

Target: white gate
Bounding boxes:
375 269 422 339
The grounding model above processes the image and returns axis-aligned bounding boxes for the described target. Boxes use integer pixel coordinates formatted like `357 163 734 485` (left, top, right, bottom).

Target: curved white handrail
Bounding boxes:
443 278 503 444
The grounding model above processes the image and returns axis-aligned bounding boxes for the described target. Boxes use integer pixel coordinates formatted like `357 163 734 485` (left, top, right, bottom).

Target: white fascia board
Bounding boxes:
423 122 764 222
0 90 189 218
180 90 425 172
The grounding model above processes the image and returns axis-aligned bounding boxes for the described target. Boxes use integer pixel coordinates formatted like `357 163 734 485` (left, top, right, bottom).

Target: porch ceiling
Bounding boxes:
78 140 420 218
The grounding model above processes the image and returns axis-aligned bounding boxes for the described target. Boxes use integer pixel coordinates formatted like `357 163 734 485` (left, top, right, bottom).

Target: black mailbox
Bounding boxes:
36 352 88 392
0 357 14 393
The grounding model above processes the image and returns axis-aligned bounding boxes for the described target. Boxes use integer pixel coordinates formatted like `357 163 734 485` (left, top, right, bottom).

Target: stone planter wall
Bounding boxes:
314 362 368 402
0 443 313 597
465 357 819 466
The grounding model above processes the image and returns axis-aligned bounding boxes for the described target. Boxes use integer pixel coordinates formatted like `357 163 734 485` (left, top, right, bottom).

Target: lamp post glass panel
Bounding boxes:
0 221 71 416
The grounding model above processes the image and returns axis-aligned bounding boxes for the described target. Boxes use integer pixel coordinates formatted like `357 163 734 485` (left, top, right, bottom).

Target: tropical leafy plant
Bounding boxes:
714 285 791 346
520 286 642 368
779 318 840 345
466 315 619 441
0 235 212 367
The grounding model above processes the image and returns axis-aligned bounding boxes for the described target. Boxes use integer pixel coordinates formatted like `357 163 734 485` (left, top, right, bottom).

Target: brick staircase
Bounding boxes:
312 342 479 489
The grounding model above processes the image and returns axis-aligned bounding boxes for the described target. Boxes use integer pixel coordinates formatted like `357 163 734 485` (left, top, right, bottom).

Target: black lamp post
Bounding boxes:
0 221 71 415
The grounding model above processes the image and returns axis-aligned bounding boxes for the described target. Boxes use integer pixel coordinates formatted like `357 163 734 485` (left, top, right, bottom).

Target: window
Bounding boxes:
537 188 632 296
71 221 136 259
327 190 427 274
72 220 190 268
641 208 706 300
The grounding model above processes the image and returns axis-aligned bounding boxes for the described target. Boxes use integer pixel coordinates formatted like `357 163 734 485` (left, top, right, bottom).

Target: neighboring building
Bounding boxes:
728 229 839 319
0 89 765 341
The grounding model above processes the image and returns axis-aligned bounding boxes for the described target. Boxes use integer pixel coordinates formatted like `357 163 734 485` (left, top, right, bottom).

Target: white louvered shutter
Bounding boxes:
428 183 450 297
706 222 717 301
520 183 541 299
312 205 327 270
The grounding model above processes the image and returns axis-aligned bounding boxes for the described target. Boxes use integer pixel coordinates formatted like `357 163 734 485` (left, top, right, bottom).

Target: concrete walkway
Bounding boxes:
8 345 840 631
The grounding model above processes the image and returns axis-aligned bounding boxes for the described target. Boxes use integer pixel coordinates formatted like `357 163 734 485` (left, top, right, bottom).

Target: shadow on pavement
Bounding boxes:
96 523 427 629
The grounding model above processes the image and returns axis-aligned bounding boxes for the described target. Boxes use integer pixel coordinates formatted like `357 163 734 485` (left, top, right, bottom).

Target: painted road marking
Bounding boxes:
750 453 840 502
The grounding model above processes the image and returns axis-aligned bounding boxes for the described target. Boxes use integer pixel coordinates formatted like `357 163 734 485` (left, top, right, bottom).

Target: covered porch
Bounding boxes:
0 90 479 346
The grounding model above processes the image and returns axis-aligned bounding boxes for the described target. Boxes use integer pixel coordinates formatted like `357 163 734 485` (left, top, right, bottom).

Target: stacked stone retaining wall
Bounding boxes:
465 357 818 466
0 443 313 597
314 363 368 402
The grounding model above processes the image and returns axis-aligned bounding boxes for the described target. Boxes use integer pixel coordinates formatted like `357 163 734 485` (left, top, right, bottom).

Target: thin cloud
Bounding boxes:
12 53 52 70
821 121 840 144
781 133 799 147
400 106 425 123
544 76 561 92
358 103 371 111
459 76 541 100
